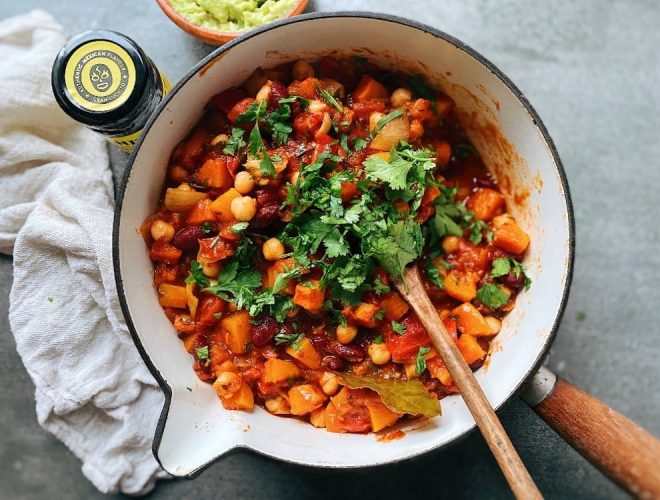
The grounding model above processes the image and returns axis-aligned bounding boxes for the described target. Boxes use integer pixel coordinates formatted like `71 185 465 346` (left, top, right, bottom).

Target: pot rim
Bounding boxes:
112 10 575 476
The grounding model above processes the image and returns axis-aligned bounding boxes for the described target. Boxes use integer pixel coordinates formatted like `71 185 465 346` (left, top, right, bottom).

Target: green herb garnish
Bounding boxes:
476 283 511 310
415 346 431 375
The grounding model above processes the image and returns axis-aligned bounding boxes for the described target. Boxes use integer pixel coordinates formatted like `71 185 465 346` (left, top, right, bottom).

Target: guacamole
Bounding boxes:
169 0 298 32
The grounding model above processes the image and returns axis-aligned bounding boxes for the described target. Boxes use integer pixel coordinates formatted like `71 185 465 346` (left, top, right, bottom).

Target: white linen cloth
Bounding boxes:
0 10 167 494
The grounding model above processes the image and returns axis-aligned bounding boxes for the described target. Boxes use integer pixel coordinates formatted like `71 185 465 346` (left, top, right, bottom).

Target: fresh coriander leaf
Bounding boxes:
434 209 464 238
271 120 292 145
468 219 493 245
490 258 512 278
213 312 223 319
259 153 277 177
223 127 246 155
339 134 350 155
339 373 441 418
47 296 54 302
370 109 404 138
315 84 343 112
235 100 266 124
272 265 301 294
352 137 368 151
230 222 249 234
266 105 293 145
272 296 295 322
323 300 348 326
373 276 390 295
185 260 210 288
576 311 587 321
374 309 386 321
408 75 433 99
415 346 431 375
425 260 444 289
364 151 412 191
201 221 213 234
476 283 511 310
279 95 311 108
371 219 424 278
373 334 384 344
391 320 406 335
274 332 305 351
196 346 210 364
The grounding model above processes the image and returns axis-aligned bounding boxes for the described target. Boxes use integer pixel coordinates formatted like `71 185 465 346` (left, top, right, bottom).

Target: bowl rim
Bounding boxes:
112 10 575 476
155 0 309 45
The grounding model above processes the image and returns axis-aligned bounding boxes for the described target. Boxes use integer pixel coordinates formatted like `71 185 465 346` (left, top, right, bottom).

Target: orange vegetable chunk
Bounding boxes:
211 188 241 222
195 157 232 189
221 381 254 410
365 397 402 432
288 384 327 415
158 284 187 308
220 310 251 354
186 199 216 225
457 334 486 364
493 216 530 254
467 188 505 221
286 337 321 369
379 292 410 321
444 270 479 302
353 75 389 102
451 303 491 336
261 358 301 384
293 279 324 314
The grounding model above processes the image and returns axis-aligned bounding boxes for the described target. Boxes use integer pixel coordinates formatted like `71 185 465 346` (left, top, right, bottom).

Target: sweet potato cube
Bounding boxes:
467 188 505 221
288 384 327 416
353 75 388 102
451 303 491 336
493 216 530 254
351 302 381 328
293 279 324 314
444 270 478 302
426 357 454 387
264 257 298 294
262 358 301 384
365 398 402 432
211 188 241 222
186 199 217 225
220 310 251 354
379 293 410 322
286 337 321 369
196 157 232 189
457 334 486 364
182 332 200 353
158 284 187 308
221 381 254 410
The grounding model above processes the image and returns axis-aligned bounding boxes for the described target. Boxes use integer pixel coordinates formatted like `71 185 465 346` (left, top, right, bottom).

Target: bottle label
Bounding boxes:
64 40 137 113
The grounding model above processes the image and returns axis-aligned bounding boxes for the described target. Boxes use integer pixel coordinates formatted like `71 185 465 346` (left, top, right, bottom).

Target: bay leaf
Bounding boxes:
339 373 441 418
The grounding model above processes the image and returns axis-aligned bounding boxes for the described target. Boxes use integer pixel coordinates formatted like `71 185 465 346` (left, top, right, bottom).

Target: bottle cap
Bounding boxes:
51 30 148 126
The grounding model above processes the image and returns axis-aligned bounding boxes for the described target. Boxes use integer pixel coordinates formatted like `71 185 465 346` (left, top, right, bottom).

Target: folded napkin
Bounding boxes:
0 10 167 494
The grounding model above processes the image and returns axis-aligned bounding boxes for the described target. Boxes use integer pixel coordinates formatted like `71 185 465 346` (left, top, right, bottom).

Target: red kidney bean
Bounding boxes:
332 343 366 363
250 203 281 230
268 80 289 108
503 272 525 289
251 316 279 347
254 187 280 207
321 355 344 371
308 333 332 354
172 225 205 250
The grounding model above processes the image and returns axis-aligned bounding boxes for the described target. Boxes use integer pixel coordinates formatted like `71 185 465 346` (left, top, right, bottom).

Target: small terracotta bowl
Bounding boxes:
156 0 308 45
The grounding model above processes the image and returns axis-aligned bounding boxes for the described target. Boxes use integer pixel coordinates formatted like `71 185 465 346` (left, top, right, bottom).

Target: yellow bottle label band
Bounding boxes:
64 40 136 113
108 129 143 153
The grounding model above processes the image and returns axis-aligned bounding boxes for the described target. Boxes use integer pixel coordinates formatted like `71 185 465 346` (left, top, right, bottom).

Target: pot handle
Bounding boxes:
522 367 660 498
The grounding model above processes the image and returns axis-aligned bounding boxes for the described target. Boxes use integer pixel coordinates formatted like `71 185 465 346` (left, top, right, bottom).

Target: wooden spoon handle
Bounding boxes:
525 375 660 498
395 265 542 500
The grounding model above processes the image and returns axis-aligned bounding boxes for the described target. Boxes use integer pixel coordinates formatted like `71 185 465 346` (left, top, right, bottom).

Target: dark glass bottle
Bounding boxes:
51 30 171 153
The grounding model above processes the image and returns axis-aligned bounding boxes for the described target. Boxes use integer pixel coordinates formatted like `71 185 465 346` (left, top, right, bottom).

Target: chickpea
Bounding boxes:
317 112 332 135
234 171 255 194
368 343 391 365
202 261 221 278
169 165 188 183
336 324 358 344
292 59 315 81
262 237 285 261
213 371 241 398
442 235 461 254
150 220 175 242
265 395 290 415
390 87 412 108
320 372 339 396
255 82 271 103
485 316 502 335
177 183 192 191
230 196 257 221
211 133 229 146
309 407 326 428
369 111 385 131
308 99 328 113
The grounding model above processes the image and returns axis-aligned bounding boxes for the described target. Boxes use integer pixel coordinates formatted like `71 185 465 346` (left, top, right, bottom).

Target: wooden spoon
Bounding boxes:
394 264 542 500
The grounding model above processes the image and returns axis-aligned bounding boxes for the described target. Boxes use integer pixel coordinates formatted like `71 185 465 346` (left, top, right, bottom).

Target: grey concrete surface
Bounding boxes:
1 0 659 498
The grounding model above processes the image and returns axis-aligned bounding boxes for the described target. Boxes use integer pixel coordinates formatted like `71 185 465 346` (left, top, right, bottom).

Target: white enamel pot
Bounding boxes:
114 10 594 486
